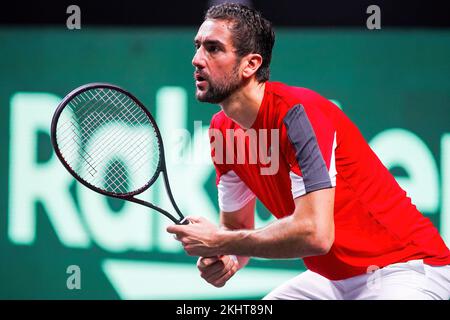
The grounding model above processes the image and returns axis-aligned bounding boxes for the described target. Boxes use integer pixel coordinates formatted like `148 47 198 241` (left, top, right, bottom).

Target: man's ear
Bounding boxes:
242 54 263 79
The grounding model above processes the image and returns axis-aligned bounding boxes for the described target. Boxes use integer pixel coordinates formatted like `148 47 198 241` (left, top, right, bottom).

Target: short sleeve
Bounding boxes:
282 104 337 198
217 170 256 212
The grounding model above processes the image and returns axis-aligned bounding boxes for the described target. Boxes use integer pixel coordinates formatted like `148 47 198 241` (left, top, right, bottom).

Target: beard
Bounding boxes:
195 63 242 104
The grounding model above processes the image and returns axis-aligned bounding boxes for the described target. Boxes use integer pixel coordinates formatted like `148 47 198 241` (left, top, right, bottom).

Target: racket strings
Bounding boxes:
58 89 141 154
74 94 157 193
56 87 161 194
93 131 155 193
57 92 116 161
81 90 160 193
58 89 138 155
57 89 109 141
84 89 159 192
70 90 149 171
92 89 161 178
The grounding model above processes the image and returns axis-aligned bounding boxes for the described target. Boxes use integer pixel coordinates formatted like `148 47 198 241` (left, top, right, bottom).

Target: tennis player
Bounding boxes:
167 3 450 299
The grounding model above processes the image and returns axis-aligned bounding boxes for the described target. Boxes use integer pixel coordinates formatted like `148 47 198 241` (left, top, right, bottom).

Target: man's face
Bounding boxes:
192 19 243 103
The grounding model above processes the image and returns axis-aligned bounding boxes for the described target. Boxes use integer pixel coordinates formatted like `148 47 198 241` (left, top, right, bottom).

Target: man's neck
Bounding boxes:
219 80 266 129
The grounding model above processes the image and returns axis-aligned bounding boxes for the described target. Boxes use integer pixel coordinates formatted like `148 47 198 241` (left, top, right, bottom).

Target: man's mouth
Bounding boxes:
194 73 208 88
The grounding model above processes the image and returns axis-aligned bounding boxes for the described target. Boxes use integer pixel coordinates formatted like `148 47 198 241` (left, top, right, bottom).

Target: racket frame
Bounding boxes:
50 83 186 225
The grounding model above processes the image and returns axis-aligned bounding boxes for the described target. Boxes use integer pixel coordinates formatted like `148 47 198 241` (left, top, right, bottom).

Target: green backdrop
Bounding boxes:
0 27 449 299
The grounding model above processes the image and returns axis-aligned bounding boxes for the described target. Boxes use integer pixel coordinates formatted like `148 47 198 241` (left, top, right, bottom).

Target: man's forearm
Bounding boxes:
220 227 250 270
217 215 324 259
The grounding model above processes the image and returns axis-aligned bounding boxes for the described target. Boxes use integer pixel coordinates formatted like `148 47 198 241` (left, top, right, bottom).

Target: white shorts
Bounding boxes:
263 260 450 300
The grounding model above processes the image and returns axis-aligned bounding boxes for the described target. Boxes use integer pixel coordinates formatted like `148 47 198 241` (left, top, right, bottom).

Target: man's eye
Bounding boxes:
208 46 219 53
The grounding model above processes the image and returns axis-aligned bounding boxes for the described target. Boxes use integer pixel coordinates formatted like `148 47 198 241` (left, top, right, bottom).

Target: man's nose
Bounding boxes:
192 49 205 68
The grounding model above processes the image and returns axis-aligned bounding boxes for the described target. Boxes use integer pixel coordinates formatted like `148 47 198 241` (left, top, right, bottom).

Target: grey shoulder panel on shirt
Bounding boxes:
283 104 332 193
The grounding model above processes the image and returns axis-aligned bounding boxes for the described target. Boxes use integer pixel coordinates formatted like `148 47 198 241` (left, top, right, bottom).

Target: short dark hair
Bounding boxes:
205 3 275 82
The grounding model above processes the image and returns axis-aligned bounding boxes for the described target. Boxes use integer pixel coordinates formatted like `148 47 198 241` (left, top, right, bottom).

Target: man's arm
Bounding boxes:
219 197 256 269
196 198 256 287
218 188 335 258
167 187 335 259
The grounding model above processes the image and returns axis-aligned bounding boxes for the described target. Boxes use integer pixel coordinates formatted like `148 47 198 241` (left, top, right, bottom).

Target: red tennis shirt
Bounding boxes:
209 81 450 280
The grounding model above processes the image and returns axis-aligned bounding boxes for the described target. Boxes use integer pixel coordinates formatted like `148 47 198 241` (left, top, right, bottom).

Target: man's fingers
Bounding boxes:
198 257 226 276
198 255 228 270
211 263 238 287
166 224 184 234
200 256 236 284
187 216 202 223
212 258 238 284
206 260 238 287
199 260 228 279
197 256 220 268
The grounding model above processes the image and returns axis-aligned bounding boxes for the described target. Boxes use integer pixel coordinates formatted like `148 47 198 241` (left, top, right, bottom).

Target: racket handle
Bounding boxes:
178 217 189 225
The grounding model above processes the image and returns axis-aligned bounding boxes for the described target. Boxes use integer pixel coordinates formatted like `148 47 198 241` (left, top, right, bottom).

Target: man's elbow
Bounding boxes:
310 228 334 255
291 215 335 257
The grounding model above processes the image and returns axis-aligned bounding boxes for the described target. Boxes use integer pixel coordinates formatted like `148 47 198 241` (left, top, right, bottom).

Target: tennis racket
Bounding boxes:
50 83 187 225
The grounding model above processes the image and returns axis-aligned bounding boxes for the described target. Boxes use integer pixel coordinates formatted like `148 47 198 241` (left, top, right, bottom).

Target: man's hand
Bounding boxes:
166 216 224 256
197 255 239 288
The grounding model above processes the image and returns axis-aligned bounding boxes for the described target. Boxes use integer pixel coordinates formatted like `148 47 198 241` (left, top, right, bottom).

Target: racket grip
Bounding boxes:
178 217 189 225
